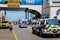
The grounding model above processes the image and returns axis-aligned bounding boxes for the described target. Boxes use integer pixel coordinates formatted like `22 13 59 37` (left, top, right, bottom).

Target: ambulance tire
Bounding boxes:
32 27 35 34
56 35 59 38
19 25 21 28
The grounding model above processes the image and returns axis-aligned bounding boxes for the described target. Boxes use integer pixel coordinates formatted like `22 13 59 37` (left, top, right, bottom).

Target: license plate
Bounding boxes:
53 30 57 33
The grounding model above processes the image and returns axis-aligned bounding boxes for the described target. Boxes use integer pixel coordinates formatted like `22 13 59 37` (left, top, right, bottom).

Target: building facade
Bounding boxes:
43 0 60 19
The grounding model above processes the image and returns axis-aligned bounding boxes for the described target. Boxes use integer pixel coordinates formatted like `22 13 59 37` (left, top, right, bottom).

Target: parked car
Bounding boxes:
0 20 10 28
19 19 28 28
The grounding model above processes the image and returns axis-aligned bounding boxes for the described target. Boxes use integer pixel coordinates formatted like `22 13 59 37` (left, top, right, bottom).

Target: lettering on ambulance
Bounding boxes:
26 0 34 4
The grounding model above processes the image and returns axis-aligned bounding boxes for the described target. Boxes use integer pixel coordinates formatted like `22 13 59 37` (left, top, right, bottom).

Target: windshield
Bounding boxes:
22 21 27 25
2 21 8 23
47 19 59 25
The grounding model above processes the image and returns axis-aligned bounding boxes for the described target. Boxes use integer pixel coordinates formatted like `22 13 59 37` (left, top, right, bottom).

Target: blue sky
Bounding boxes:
6 11 32 21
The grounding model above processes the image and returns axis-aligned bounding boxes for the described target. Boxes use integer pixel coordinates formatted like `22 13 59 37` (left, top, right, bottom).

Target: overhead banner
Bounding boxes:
7 0 20 7
0 0 43 5
22 0 43 5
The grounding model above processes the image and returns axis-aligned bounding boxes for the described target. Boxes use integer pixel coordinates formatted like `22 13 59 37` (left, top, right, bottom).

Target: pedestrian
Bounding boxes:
9 22 13 31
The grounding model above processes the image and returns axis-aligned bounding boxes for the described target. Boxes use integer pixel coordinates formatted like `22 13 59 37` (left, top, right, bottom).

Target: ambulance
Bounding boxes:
32 19 60 37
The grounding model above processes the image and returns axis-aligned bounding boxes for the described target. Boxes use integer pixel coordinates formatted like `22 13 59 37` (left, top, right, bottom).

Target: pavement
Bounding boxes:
13 25 60 40
0 29 15 40
0 25 60 40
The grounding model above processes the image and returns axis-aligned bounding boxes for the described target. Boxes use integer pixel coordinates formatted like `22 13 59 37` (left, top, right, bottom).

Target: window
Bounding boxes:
46 0 49 4
46 0 48 3
53 0 60 3
53 1 60 3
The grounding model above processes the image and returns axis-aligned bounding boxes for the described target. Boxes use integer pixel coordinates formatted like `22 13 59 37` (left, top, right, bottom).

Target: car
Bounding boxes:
39 19 60 37
0 20 10 28
19 19 28 28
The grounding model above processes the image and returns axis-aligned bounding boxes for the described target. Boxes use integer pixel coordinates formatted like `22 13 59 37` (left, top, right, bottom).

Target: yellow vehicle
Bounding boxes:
0 20 10 28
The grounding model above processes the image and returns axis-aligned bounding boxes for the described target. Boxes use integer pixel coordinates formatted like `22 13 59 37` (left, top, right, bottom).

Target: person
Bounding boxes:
9 22 13 31
40 21 44 28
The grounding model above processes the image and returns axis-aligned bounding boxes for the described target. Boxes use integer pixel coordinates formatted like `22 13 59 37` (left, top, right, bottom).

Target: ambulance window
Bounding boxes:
47 20 58 24
46 21 48 24
53 1 60 3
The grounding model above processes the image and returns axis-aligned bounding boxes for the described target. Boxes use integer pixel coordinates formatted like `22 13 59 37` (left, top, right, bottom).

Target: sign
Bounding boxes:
22 0 43 5
6 0 20 2
7 0 20 7
26 0 34 5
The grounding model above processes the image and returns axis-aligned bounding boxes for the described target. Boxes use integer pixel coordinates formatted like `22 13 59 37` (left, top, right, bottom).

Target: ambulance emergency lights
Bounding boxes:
6 0 21 7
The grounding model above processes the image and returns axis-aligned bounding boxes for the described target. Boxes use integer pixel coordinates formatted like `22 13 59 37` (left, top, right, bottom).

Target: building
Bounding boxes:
0 10 5 20
43 0 60 19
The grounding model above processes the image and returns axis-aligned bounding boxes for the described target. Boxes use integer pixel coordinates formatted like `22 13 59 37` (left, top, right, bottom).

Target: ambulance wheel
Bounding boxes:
32 27 35 34
19 26 21 28
56 35 59 38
